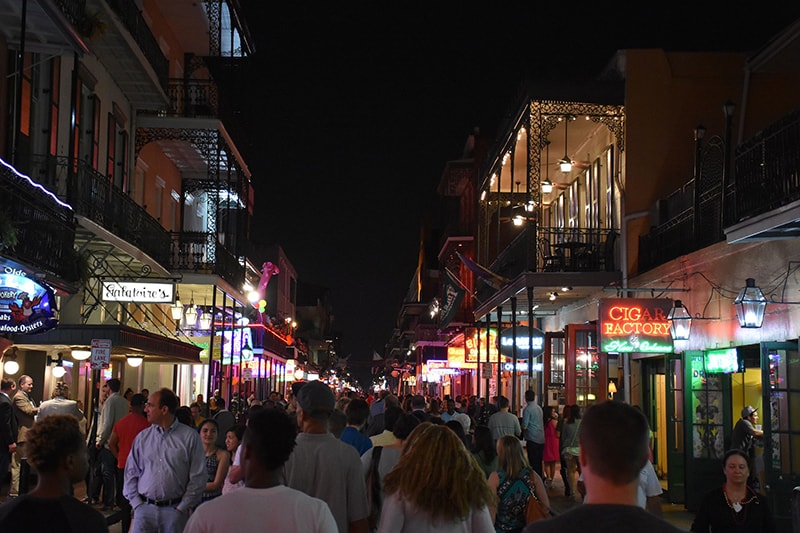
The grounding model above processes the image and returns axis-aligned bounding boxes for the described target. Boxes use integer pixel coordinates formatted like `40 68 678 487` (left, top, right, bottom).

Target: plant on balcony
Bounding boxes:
64 247 92 286
0 211 18 251
78 10 108 39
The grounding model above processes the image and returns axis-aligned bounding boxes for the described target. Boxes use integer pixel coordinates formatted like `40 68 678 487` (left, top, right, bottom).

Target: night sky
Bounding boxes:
235 2 800 386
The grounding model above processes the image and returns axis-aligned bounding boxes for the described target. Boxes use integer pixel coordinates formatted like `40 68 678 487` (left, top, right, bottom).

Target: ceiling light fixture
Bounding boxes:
71 348 91 361
559 116 573 173
184 291 198 327
126 355 144 367
542 140 553 193
47 353 66 378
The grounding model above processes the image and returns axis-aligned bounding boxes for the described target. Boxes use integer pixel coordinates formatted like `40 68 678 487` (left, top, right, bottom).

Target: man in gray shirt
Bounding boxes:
488 395 521 442
95 378 129 510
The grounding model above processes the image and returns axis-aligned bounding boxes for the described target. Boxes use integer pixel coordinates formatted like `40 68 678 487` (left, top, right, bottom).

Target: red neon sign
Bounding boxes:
599 298 674 353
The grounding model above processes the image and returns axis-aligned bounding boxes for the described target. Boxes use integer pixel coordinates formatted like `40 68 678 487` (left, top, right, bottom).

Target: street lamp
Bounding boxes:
667 300 692 341
733 278 767 328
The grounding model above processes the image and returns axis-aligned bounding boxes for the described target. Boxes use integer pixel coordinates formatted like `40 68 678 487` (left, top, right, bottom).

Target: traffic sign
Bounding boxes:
91 338 112 369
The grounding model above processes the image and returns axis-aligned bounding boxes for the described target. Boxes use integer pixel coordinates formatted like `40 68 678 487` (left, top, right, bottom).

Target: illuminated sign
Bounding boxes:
101 282 174 303
501 361 544 372
449 329 497 368
0 266 57 334
498 326 545 359
705 348 742 374
219 328 253 364
599 298 673 353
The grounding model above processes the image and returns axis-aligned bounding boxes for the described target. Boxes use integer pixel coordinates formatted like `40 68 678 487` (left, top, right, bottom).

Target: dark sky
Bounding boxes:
236 2 800 384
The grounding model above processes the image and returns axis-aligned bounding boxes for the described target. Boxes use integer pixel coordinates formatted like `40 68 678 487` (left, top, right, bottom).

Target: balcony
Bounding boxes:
640 108 800 269
27 155 171 269
0 159 76 283
83 0 169 109
169 232 245 289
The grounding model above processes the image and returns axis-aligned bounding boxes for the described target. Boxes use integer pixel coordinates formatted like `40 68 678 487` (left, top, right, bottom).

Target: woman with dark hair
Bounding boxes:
222 423 247 495
0 415 107 532
472 425 499 478
378 423 496 532
198 418 230 503
176 405 195 427
691 448 775 532
446 420 470 448
542 406 560 488
559 404 582 502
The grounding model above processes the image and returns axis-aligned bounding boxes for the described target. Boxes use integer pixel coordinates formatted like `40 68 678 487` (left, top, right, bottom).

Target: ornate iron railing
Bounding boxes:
103 0 169 88
0 160 76 281
169 232 245 289
735 108 800 222
639 108 800 273
26 155 171 268
164 78 219 117
489 225 619 280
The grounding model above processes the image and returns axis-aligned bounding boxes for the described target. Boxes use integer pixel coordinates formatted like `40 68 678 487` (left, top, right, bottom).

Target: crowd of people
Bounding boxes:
0 376 778 532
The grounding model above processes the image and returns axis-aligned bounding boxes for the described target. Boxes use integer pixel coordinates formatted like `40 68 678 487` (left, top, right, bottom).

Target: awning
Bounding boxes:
9 324 202 364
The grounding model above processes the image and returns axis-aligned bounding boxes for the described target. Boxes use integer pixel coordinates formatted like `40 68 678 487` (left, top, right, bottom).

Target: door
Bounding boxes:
666 351 685 503
683 350 732 511
760 341 800 532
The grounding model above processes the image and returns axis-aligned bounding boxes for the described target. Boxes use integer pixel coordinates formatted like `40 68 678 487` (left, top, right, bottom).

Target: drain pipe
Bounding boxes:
620 208 650 403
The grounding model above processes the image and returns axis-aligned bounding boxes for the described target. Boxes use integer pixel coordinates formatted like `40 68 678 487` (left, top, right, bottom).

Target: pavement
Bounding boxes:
544 473 695 532
2 470 697 533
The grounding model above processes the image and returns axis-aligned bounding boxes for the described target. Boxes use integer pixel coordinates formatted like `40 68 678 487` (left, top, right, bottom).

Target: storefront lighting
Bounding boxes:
71 349 92 361
198 311 212 331
294 368 305 380
733 278 767 329
170 289 184 321
47 353 65 378
3 347 19 375
184 292 198 327
126 355 144 367
667 300 692 340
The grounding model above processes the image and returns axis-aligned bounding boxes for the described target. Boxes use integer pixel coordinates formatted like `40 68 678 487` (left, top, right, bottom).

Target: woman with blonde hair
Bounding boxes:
488 435 550 533
378 423 496 532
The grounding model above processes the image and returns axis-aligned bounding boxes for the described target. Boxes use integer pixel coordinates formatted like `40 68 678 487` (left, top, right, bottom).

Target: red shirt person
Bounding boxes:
109 394 150 531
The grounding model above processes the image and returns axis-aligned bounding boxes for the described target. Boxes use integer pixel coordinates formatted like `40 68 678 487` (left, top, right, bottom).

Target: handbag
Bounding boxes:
526 494 550 524
525 470 551 524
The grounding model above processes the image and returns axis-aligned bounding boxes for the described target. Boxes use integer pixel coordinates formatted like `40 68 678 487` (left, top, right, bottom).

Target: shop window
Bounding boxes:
767 350 800 475
574 330 599 406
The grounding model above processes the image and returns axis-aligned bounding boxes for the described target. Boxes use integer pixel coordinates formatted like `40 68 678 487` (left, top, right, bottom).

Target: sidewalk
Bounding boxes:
544 473 695 531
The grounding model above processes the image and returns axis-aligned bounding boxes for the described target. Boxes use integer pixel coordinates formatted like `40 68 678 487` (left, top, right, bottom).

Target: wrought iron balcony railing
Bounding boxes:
639 108 800 273
489 225 619 281
164 78 219 117
169 232 245 289
103 0 169 89
0 160 76 281
27 155 171 268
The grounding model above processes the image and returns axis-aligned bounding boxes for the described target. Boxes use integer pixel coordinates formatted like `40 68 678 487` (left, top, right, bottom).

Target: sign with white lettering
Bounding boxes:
498 326 545 359
101 282 174 303
0 265 57 334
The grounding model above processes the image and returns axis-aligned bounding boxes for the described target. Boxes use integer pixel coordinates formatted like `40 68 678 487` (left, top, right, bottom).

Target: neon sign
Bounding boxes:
498 326 545 358
0 266 57 334
599 298 673 353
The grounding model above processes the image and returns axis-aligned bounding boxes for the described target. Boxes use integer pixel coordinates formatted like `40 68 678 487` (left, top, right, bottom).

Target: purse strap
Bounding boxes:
370 446 383 506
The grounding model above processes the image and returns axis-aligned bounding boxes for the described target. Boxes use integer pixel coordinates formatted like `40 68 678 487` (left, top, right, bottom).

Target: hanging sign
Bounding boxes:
599 298 673 353
101 281 173 303
498 326 545 359
0 266 57 334
90 338 112 369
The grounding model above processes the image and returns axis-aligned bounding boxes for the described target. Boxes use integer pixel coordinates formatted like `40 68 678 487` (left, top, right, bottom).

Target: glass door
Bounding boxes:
761 342 800 531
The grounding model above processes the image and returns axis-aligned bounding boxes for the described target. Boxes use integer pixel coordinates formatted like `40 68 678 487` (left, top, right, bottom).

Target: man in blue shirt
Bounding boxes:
522 389 545 480
124 388 206 532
